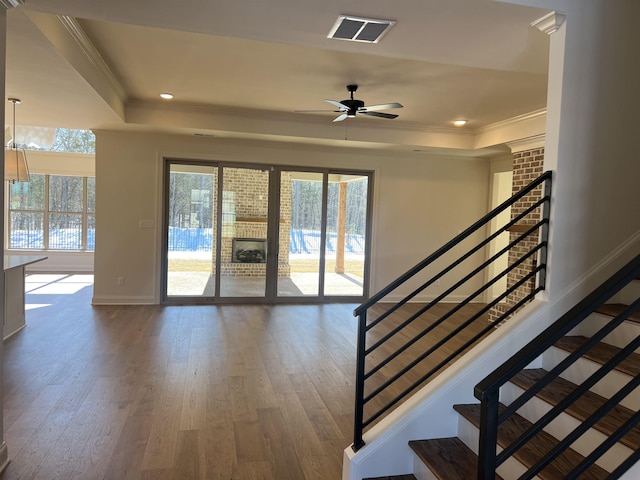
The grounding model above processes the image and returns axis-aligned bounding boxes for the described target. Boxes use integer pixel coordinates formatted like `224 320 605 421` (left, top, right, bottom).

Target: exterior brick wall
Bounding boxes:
488 147 544 323
213 168 291 277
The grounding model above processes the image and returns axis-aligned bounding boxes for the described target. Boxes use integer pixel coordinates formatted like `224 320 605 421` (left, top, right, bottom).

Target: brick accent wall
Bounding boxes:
214 168 291 277
488 147 544 323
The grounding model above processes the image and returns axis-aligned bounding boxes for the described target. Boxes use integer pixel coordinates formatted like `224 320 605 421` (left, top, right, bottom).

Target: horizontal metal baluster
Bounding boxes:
365 244 543 381
363 262 542 403
364 290 541 428
352 173 554 450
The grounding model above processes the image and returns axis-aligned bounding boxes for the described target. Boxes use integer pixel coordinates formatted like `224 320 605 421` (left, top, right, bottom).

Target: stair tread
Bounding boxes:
454 403 609 480
555 335 640 377
363 475 416 480
595 303 640 325
512 368 640 450
409 437 503 480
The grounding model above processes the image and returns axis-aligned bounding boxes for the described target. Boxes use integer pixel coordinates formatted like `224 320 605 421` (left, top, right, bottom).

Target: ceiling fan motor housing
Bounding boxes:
342 99 365 116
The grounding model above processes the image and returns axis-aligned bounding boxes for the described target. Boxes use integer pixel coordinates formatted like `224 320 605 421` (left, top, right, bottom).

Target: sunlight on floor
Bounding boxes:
25 304 51 311
25 274 94 295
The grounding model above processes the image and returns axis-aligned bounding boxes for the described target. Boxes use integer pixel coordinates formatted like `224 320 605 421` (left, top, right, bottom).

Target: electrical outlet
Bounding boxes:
117 277 125 286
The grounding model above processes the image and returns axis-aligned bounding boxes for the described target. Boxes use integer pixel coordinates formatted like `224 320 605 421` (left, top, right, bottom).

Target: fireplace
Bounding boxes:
232 238 267 263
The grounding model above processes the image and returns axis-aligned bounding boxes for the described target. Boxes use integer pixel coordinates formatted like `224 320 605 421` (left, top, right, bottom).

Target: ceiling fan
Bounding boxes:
298 84 403 122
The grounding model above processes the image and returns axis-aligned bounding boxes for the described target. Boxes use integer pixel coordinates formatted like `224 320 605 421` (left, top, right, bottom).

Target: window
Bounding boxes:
8 174 95 251
9 175 45 249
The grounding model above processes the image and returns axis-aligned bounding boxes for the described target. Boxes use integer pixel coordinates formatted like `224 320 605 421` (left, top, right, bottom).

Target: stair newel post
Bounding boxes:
352 309 367 451
477 389 499 480
537 175 552 291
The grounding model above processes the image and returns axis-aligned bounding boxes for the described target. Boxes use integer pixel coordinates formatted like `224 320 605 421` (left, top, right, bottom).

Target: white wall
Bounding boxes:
25 150 94 176
22 251 93 273
92 131 491 304
539 0 640 299
487 168 513 300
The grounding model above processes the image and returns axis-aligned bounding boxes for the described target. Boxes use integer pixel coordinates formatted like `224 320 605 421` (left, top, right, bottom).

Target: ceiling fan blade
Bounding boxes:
326 99 349 111
359 102 404 112
295 109 338 113
360 111 399 119
333 113 348 122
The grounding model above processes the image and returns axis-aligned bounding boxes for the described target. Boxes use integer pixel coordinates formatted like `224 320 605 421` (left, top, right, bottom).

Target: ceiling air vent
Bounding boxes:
328 15 396 43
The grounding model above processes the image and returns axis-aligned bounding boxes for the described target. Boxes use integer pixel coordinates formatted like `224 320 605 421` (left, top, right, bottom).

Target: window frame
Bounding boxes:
7 174 96 252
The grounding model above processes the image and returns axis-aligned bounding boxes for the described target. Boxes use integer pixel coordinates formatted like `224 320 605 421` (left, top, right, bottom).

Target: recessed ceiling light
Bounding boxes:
160 93 174 100
453 119 467 126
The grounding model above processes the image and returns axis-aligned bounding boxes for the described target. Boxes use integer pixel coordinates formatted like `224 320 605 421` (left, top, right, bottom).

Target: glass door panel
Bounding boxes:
324 174 368 296
219 166 269 297
277 171 324 297
164 162 371 303
166 164 217 298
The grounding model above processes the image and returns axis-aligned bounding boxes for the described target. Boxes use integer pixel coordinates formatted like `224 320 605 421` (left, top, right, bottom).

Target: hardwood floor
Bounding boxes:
1 275 491 479
1 277 356 479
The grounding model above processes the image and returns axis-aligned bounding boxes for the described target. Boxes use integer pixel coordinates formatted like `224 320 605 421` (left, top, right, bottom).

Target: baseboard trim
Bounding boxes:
91 295 156 305
380 295 476 304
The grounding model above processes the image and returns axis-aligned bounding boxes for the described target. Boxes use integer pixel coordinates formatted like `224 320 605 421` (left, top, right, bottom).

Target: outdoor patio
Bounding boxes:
167 251 364 297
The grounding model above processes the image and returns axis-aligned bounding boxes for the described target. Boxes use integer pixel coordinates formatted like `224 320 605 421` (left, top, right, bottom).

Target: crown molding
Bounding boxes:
475 108 546 135
506 134 545 153
472 108 546 150
531 11 566 35
0 0 24 9
56 15 127 102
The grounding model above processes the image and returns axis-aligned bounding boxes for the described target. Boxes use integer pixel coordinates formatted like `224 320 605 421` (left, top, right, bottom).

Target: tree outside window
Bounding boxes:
8 174 95 251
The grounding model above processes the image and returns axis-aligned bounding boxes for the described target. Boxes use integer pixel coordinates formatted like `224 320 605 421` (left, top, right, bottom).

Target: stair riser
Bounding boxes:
412 458 437 480
501 382 633 472
619 463 640 480
542 348 640 410
568 313 640 351
456 414 542 480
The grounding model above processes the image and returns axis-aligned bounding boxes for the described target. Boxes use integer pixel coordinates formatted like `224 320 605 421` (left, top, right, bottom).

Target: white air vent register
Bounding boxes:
328 15 396 43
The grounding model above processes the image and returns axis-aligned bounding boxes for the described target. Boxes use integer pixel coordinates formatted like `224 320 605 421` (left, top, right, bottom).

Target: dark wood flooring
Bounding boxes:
2 279 354 479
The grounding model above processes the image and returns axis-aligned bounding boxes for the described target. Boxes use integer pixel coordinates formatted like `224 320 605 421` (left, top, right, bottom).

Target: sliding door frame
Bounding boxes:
161 158 373 304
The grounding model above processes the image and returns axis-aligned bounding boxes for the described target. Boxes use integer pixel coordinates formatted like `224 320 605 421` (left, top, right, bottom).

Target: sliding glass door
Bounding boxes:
323 174 368 297
165 163 217 298
162 160 372 303
277 170 324 297
276 171 370 299
218 166 270 298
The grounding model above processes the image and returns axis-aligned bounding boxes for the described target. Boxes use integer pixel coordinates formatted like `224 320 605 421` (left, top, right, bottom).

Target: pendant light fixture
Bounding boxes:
5 97 29 183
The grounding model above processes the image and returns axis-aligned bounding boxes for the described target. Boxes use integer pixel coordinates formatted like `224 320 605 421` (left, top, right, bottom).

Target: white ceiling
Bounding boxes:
6 0 552 154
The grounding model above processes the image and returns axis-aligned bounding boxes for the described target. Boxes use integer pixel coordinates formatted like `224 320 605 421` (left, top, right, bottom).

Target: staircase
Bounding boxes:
362 265 640 479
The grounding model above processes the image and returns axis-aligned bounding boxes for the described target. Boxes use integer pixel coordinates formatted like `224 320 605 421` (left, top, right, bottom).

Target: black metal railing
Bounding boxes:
352 171 553 451
475 253 640 479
